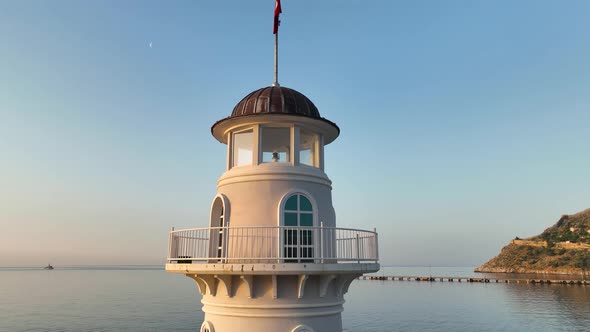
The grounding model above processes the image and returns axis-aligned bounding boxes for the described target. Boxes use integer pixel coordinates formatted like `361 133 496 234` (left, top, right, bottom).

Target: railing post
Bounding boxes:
356 233 360 264
320 222 324 264
296 227 300 263
167 227 174 262
374 228 379 263
222 225 227 264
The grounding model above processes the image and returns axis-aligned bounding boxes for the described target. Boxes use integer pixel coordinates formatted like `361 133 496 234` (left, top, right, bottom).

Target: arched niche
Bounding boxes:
209 194 230 262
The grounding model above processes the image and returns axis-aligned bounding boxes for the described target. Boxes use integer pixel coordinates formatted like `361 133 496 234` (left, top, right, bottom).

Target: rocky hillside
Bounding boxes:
476 208 590 275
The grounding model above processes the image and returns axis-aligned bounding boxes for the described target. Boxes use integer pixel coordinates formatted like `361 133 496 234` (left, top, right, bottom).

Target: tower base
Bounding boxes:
166 263 379 332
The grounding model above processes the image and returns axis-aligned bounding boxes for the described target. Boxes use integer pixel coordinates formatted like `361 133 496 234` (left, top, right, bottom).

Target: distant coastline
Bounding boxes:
476 209 590 276
0 265 164 271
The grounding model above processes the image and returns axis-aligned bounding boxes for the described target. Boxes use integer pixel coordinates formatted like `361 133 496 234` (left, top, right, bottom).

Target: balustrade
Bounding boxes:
168 226 379 264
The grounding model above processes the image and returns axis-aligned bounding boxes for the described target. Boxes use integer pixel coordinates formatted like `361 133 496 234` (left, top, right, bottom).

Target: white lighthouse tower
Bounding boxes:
166 86 380 332
166 4 378 330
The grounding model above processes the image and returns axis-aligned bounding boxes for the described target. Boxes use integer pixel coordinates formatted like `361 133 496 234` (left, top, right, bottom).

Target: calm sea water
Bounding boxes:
1 266 589 332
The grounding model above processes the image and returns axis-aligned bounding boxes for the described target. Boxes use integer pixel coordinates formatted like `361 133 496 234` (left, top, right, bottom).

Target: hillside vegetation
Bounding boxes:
476 208 590 276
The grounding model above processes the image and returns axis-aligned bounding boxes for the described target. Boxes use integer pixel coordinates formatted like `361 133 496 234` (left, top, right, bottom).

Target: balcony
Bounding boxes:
167 226 379 268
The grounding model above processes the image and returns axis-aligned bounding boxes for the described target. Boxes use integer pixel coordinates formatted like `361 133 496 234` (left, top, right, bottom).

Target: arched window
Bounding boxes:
283 194 314 263
210 196 229 263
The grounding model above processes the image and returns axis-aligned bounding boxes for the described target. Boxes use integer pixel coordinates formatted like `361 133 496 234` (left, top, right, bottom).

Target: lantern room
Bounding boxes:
211 86 340 171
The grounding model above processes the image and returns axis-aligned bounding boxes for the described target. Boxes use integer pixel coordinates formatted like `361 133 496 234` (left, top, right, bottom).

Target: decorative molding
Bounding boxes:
319 274 337 297
190 274 207 295
201 299 345 310
191 274 218 296
217 164 332 188
336 274 361 296
211 114 339 146
240 275 254 298
215 275 233 297
202 307 343 318
170 262 380 275
298 274 309 299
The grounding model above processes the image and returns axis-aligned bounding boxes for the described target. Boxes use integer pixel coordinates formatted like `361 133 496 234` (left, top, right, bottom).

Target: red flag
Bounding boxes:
273 0 282 34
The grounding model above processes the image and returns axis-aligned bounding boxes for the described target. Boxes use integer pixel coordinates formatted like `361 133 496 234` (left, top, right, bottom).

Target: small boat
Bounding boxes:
44 264 54 270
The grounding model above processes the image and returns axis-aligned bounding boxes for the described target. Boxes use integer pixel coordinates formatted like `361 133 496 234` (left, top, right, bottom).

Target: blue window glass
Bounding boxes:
285 212 298 226
300 196 312 211
300 213 313 227
285 195 298 211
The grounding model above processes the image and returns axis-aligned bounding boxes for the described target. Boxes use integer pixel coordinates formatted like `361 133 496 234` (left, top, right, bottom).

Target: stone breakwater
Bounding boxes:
360 275 589 285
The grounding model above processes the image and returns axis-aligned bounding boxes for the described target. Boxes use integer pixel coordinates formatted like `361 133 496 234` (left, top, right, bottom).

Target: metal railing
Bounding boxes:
168 226 379 264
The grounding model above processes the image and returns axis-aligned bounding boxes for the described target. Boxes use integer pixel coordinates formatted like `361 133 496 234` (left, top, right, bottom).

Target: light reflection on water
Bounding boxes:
1 267 588 332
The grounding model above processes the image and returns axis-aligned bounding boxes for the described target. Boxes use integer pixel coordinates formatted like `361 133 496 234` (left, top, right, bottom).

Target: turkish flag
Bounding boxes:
273 0 282 34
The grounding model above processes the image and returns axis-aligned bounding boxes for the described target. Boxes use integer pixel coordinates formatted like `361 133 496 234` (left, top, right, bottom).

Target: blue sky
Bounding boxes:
1 0 589 266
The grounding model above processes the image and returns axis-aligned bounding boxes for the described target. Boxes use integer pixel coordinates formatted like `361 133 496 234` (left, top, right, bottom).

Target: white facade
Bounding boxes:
166 88 379 332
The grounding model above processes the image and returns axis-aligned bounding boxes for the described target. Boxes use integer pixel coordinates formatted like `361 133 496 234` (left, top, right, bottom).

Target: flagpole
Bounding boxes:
273 0 281 87
273 29 279 86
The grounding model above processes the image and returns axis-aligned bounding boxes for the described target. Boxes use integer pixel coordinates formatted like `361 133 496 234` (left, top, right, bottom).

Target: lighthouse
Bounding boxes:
166 3 379 332
166 85 380 331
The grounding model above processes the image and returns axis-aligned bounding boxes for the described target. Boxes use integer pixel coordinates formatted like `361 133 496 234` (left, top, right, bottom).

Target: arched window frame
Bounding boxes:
278 190 318 227
278 190 319 262
209 194 230 262
200 321 215 332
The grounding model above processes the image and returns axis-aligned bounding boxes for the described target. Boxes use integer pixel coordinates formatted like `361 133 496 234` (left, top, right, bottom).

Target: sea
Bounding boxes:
1 266 589 332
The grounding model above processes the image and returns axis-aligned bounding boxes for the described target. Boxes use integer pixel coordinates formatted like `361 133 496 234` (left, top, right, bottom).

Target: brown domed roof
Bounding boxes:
211 85 340 145
231 86 321 118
